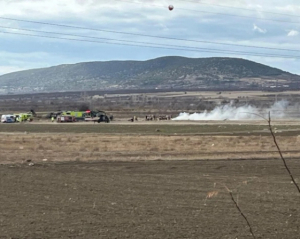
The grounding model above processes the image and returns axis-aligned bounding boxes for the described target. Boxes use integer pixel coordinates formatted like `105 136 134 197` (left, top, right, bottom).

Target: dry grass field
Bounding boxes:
1 133 300 164
0 120 300 164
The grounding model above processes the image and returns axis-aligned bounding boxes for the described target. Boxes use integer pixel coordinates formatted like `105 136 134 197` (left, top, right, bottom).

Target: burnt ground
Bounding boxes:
0 159 299 239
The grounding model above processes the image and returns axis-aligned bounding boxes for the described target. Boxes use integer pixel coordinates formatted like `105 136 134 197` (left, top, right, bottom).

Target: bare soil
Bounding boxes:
0 160 299 239
1 119 300 238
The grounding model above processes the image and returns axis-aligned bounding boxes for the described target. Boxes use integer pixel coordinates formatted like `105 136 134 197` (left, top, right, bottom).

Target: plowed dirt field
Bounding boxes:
1 160 299 239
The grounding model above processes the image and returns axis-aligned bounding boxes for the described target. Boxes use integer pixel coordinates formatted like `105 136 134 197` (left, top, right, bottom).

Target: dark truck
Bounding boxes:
84 110 112 123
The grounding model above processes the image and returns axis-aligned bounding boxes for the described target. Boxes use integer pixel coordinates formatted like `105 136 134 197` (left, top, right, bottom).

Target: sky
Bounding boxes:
0 0 300 75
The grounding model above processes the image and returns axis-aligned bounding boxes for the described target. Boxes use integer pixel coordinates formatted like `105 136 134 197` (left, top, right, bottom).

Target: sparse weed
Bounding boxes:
35 144 45 151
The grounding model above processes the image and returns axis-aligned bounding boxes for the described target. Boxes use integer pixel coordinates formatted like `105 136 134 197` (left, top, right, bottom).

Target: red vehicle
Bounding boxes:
56 115 76 123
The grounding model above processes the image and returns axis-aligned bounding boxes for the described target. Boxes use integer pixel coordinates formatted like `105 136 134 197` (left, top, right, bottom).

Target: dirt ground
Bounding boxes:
0 160 299 239
1 120 300 238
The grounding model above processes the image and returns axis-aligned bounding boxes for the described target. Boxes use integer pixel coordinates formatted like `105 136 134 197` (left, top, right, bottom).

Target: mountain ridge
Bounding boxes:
0 56 299 93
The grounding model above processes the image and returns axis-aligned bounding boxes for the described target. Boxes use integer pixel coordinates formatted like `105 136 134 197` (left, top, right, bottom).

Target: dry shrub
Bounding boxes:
55 138 62 142
102 145 108 152
75 157 80 161
174 138 182 143
149 147 159 151
101 140 110 143
35 144 45 151
228 137 235 142
138 141 148 146
206 190 219 199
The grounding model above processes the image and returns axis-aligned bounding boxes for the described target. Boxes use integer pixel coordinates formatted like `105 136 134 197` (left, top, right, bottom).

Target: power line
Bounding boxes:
114 0 300 24
0 16 299 53
180 0 300 19
1 26 300 58
1 31 300 59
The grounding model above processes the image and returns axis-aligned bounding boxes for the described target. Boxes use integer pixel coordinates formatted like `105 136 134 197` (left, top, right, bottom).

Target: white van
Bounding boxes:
1 115 15 123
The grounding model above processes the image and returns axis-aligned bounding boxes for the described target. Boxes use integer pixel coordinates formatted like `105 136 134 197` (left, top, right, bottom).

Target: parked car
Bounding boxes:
1 114 15 123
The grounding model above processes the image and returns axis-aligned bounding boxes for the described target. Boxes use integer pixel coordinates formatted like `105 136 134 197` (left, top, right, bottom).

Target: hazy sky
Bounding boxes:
0 0 300 75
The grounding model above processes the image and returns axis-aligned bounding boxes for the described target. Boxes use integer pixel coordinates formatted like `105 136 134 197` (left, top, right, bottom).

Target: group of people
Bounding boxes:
129 116 138 122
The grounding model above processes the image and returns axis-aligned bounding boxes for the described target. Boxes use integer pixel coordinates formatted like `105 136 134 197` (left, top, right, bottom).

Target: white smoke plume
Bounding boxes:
172 100 290 121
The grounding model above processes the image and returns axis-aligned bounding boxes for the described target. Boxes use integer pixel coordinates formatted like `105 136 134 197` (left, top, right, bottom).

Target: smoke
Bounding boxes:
172 100 290 121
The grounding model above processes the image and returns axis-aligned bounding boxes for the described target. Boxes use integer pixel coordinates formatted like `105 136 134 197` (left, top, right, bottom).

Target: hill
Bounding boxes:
0 56 299 93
